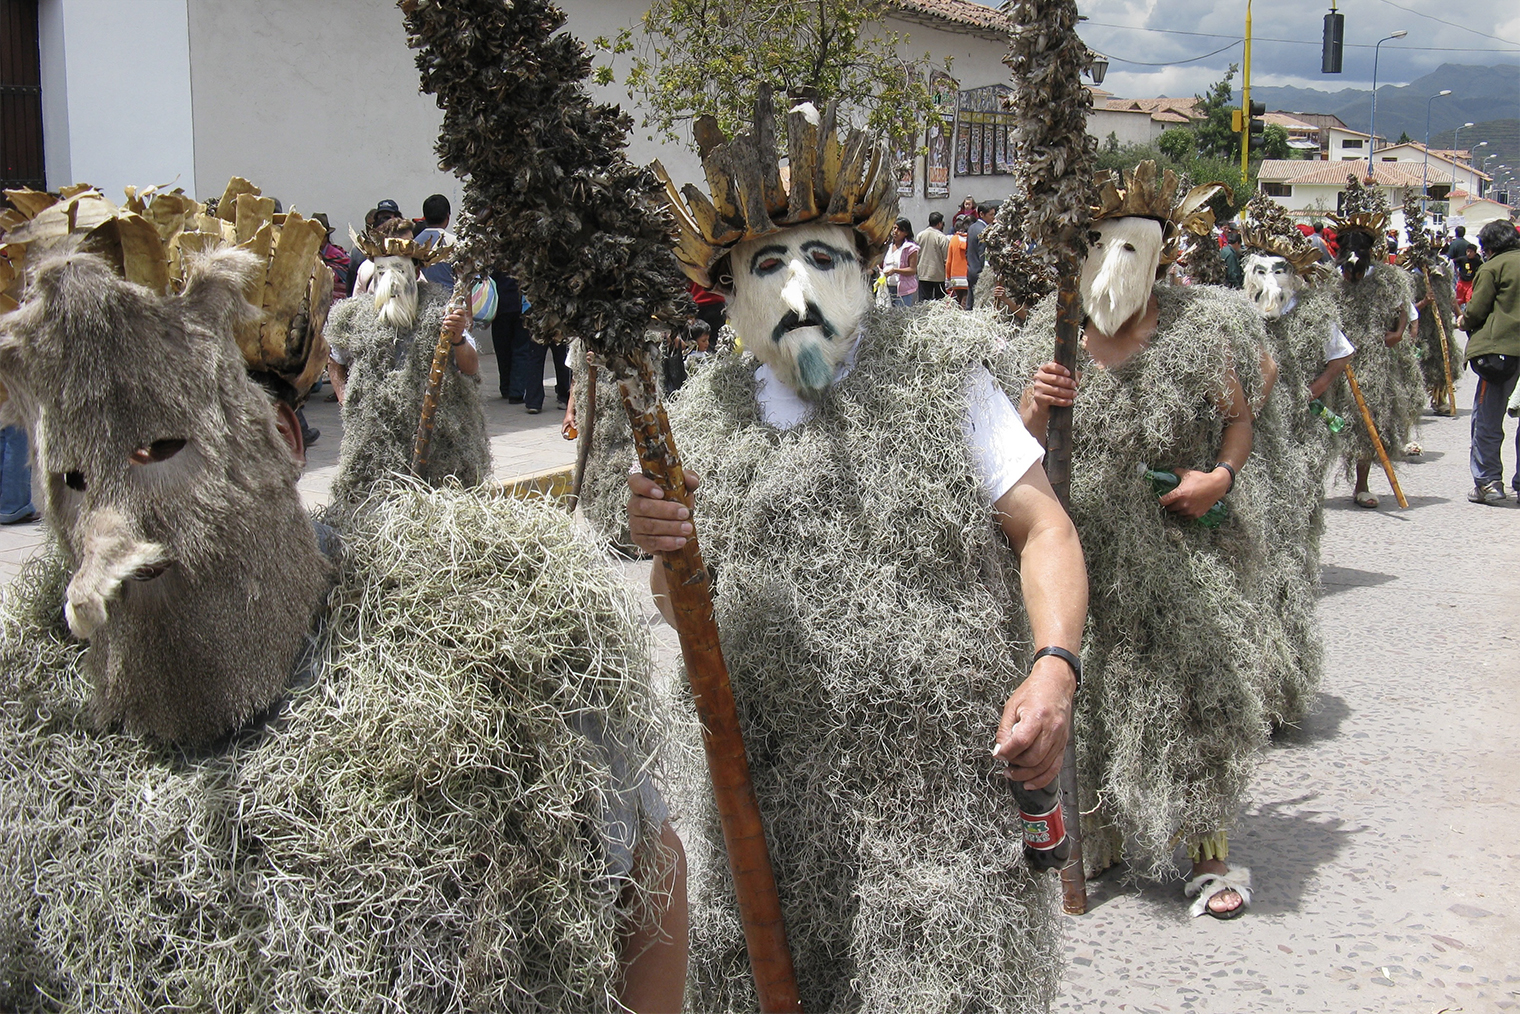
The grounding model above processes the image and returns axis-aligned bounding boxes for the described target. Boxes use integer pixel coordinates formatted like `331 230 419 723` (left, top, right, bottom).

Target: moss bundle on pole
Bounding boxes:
397 2 800 1008
1003 0 1095 916
1398 189 1460 414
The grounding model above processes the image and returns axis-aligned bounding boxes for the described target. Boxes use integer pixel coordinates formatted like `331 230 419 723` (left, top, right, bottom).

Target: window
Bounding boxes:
1261 182 1292 197
1341 138 1363 149
1 0 45 189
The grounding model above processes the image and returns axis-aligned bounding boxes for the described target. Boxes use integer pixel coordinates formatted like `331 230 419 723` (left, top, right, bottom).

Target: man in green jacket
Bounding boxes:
1460 219 1520 504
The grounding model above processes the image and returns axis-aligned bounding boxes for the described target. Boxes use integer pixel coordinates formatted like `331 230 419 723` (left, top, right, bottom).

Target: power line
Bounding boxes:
1373 0 1520 47
1082 20 1520 54
1103 40 1242 67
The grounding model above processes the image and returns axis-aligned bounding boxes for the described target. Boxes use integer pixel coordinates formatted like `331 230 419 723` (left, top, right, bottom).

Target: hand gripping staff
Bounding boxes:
1003 0 1095 915
398 1 801 1007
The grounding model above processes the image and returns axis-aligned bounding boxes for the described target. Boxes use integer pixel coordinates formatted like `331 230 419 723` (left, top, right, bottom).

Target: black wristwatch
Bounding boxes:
1031 645 1081 691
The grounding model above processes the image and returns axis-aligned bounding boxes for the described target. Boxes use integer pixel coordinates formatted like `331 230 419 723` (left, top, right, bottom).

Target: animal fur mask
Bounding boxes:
727 221 872 398
1243 253 1303 319
372 254 421 330
1080 216 1163 337
0 246 330 746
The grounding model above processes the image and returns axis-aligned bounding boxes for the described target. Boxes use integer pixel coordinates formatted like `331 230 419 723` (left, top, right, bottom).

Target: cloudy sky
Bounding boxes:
1016 0 1520 98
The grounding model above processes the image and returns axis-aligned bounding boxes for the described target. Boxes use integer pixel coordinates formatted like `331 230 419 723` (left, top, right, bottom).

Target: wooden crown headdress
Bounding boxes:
1091 160 1228 266
348 226 452 267
1 177 332 399
1328 175 1390 259
1241 192 1326 277
653 84 898 290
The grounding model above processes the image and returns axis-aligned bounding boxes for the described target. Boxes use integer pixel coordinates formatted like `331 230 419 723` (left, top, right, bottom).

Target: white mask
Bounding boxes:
1079 217 1163 337
373 255 420 329
727 222 871 398
1243 253 1301 319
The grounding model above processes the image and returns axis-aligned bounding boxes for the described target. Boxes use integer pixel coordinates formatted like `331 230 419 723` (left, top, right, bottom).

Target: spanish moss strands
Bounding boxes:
667 301 1060 1012
0 484 670 1013
1327 264 1423 472
400 0 689 367
1400 194 1463 396
572 341 643 552
326 288 491 510
999 285 1275 878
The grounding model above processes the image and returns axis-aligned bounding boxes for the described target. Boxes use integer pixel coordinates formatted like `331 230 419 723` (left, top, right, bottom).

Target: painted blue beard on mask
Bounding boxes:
728 222 873 399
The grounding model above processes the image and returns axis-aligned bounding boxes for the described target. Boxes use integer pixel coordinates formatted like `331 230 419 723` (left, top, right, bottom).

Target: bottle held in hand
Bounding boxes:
1009 779 1072 871
1308 398 1346 433
1137 462 1229 528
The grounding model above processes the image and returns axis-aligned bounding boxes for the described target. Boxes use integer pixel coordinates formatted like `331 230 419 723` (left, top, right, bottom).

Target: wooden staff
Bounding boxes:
567 359 598 512
410 279 468 476
1045 278 1088 916
1344 364 1409 508
616 352 802 1013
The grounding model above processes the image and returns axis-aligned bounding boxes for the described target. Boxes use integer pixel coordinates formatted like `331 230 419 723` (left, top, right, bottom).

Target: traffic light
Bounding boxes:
1231 109 1243 133
1248 101 1266 144
1322 11 1345 74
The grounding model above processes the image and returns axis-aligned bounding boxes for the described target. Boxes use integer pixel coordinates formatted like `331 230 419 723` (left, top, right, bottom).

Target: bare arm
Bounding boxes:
629 471 701 627
328 359 348 405
443 309 479 376
1309 354 1351 400
991 463 1088 789
1018 362 1077 443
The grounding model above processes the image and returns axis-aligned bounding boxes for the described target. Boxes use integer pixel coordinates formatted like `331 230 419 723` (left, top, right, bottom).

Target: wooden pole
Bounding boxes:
1426 275 1458 415
616 353 802 1013
1344 364 1409 508
1046 277 1088 916
410 280 469 476
567 360 597 512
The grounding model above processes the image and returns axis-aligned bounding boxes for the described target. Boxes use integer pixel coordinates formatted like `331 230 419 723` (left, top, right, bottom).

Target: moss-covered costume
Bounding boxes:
326 285 490 508
1411 262 1463 403
669 301 1060 1013
1003 283 1273 878
0 486 668 1013
1327 263 1423 472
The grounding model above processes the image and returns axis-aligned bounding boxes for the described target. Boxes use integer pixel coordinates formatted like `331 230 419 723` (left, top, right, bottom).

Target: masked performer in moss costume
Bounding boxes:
1015 162 1272 920
0 188 684 1014
629 93 1088 1012
1323 177 1423 508
1399 193 1463 416
324 216 490 509
1239 192 1353 727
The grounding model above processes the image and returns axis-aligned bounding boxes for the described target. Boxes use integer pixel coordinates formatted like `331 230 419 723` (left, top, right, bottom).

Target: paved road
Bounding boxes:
1051 370 1520 1012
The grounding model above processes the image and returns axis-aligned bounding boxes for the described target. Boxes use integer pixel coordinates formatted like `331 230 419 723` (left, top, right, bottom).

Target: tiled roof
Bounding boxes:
893 0 1011 34
1257 159 1459 186
1264 112 1317 132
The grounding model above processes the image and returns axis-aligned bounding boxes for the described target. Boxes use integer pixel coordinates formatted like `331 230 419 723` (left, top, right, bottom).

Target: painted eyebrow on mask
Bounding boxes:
800 240 856 267
748 245 790 274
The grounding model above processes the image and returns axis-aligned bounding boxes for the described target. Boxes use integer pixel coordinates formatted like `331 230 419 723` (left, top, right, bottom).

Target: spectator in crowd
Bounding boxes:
687 279 727 350
946 217 971 308
1308 222 1333 262
951 194 978 230
348 200 404 297
662 324 689 393
0 425 37 525
1456 243 1483 311
1221 229 1245 288
1444 224 1474 264
313 213 350 302
489 270 525 400
414 193 457 288
965 201 996 310
1460 219 1520 504
684 321 712 369
882 218 920 308
915 212 950 302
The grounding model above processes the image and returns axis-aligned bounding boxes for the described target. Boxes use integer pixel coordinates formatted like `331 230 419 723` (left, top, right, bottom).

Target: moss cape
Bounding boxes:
1252 285 1342 726
999 282 1275 877
1325 263 1423 471
1412 263 1463 397
326 285 491 509
0 483 668 1013
668 299 1060 1013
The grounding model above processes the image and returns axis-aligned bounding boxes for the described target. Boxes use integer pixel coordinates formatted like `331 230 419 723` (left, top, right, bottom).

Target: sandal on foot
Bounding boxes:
1404 441 1423 456
1354 491 1379 508
1185 866 1253 920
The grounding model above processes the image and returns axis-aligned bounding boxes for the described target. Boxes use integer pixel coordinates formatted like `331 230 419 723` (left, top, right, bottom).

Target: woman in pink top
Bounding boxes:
883 218 920 308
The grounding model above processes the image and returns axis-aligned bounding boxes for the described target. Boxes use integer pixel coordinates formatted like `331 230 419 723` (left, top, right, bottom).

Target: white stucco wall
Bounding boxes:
37 0 197 199
186 0 460 240
1089 108 1162 148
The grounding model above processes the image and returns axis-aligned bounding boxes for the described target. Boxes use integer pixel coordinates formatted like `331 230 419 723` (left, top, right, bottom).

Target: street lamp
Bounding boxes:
1085 50 1109 86
1422 89 1452 207
1453 120 1475 154
1367 30 1408 177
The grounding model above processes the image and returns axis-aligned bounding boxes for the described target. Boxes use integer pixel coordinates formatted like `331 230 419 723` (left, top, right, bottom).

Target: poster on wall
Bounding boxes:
952 85 1016 178
926 68 955 198
969 119 983 178
895 129 917 197
954 122 971 177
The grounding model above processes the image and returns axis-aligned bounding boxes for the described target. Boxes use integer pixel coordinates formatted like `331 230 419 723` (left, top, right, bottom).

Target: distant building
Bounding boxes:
1269 111 1349 160
1262 112 1322 156
1256 159 1463 226
1362 142 1490 198
1445 192 1514 231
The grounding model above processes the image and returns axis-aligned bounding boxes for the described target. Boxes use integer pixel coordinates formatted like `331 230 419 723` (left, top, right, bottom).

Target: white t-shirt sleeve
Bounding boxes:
963 366 1045 505
1408 301 1419 326
329 343 352 366
1323 323 1355 361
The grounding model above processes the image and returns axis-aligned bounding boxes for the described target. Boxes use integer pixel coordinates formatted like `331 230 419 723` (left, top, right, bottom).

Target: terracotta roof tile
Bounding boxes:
1257 159 1459 186
893 0 1011 32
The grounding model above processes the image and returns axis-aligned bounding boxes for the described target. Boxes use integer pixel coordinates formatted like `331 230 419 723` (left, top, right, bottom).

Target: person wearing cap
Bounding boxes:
312 213 349 302
346 200 403 297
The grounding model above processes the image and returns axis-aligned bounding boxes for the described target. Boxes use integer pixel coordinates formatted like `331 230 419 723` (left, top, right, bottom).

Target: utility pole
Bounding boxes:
1232 0 1264 175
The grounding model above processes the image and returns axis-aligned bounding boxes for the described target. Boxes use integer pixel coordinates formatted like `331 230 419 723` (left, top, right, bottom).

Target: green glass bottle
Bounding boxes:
1308 398 1346 433
1137 462 1229 529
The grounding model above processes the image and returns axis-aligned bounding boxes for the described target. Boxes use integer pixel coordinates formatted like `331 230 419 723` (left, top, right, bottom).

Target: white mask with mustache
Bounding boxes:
373 255 420 329
1079 217 1163 337
727 222 872 399
1243 253 1302 319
